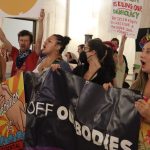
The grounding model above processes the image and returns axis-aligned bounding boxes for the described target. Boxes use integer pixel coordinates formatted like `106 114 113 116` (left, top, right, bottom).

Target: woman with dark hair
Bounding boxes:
73 38 116 87
130 34 150 149
33 34 71 73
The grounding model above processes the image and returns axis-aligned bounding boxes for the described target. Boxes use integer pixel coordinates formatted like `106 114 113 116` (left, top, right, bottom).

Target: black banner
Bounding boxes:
24 70 141 150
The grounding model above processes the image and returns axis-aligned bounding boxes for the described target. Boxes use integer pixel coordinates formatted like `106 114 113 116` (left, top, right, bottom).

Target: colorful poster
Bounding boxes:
0 0 43 18
0 73 25 150
110 0 144 39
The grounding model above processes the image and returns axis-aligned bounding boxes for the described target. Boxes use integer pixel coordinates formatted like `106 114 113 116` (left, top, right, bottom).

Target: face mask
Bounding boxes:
79 51 88 64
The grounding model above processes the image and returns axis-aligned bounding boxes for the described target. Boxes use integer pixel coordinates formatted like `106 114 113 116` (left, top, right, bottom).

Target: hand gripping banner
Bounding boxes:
24 70 142 150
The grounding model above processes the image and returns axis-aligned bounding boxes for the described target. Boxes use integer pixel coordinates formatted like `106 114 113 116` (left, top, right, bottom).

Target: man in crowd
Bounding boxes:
0 9 45 76
77 44 85 54
77 44 85 65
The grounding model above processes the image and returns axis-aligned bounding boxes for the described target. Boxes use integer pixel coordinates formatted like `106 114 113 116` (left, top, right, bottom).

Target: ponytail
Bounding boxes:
53 34 71 54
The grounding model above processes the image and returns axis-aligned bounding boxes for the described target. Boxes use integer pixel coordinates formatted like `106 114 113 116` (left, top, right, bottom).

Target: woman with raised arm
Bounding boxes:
73 38 116 88
33 34 71 73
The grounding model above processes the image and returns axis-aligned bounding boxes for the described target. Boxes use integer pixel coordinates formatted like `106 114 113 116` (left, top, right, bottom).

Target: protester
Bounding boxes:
33 34 71 73
111 37 129 88
104 35 127 88
111 37 129 79
73 38 116 88
130 34 150 149
77 44 85 65
65 52 77 64
0 9 45 77
111 38 119 50
78 50 88 65
77 44 85 54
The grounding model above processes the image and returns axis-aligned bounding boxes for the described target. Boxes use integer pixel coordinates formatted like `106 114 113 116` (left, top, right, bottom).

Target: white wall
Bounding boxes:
42 0 67 38
67 0 136 74
2 18 33 49
140 0 150 28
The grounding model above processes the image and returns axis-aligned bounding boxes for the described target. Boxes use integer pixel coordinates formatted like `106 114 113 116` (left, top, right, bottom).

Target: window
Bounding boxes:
2 17 37 49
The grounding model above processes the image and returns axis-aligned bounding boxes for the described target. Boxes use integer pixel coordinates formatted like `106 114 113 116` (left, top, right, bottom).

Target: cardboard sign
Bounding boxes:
110 0 144 39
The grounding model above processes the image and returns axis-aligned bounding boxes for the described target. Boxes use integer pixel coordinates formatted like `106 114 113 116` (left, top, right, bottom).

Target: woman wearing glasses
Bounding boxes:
73 38 116 89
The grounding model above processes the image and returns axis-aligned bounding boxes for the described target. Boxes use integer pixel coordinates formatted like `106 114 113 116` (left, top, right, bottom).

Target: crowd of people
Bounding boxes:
0 9 150 149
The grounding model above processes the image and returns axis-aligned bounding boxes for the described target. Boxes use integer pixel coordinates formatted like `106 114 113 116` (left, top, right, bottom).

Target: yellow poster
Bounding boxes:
0 72 25 149
0 0 43 18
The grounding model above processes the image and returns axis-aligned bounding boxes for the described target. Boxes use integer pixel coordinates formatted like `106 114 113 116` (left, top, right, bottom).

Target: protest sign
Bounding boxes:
110 0 144 38
24 70 141 150
0 73 25 150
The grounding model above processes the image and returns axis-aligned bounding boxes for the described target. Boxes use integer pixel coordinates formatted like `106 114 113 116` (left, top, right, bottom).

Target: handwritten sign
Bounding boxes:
110 0 144 39
0 0 43 18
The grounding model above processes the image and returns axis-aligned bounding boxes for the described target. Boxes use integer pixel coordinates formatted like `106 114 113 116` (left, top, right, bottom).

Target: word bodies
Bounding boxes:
27 101 133 150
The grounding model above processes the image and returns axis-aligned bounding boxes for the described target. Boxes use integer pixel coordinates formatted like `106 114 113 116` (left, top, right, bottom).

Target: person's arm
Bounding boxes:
0 27 12 52
103 82 113 91
135 99 150 124
0 55 6 81
112 78 117 87
34 9 45 55
118 34 127 65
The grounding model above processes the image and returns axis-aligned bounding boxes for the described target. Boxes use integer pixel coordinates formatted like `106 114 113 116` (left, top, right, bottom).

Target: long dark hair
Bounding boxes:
88 39 116 80
53 34 71 54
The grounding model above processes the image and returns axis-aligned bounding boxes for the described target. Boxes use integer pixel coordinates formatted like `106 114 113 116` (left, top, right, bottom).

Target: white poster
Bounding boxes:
109 0 144 39
0 0 44 19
